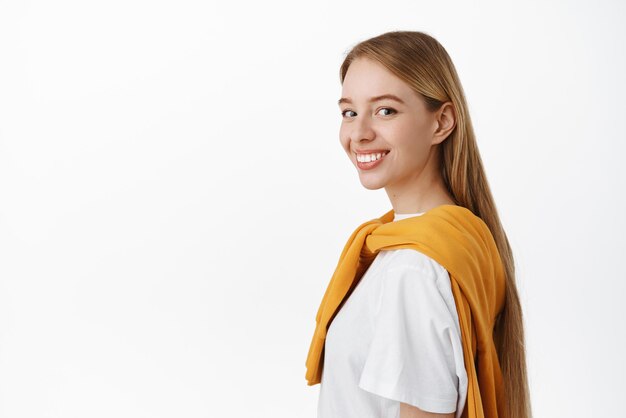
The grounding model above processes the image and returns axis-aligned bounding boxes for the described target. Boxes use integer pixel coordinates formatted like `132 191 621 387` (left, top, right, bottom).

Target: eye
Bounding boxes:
377 107 396 116
341 109 356 118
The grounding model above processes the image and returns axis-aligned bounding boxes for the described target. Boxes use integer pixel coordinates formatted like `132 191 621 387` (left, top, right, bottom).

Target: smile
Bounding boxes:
355 150 389 170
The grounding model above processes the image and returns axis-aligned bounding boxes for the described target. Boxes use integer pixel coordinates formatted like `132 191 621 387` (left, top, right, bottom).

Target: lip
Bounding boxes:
354 148 390 154
355 150 389 171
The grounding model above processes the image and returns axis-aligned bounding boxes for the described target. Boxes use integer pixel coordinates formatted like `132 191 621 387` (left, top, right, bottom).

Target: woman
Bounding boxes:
305 31 532 418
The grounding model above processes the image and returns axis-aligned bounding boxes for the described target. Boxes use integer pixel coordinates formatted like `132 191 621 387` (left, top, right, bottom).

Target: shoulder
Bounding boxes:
380 249 454 302
382 248 448 279
373 250 459 328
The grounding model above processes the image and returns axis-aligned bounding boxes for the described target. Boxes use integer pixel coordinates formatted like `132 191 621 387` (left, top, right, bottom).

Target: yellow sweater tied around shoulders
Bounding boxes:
305 204 507 418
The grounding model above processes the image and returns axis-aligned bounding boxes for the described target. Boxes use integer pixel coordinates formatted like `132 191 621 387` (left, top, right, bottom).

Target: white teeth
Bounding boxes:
356 151 388 163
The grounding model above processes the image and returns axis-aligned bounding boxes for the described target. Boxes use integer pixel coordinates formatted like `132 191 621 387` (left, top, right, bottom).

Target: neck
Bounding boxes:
385 175 455 214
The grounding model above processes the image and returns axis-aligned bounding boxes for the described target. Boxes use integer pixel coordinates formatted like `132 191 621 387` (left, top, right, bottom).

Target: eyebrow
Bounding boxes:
337 94 406 106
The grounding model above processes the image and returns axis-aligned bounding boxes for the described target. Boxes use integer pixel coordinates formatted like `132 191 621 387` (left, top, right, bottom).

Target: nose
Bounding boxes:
349 115 376 148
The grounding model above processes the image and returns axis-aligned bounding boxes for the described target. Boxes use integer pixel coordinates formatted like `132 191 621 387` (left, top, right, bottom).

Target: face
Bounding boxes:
338 57 447 193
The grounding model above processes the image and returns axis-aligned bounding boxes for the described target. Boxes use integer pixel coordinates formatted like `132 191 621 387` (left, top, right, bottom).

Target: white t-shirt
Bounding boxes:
317 211 468 418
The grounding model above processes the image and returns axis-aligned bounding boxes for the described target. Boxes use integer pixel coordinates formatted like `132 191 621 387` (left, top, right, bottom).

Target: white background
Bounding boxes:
1 0 624 417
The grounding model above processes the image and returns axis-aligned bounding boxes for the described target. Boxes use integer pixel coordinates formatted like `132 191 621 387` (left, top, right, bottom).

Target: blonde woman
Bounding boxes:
305 31 531 418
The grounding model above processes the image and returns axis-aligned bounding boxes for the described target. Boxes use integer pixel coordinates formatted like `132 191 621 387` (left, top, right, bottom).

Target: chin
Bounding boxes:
361 184 385 191
358 177 387 190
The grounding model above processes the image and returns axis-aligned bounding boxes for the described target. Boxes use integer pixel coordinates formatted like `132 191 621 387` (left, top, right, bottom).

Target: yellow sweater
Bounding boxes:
305 204 506 418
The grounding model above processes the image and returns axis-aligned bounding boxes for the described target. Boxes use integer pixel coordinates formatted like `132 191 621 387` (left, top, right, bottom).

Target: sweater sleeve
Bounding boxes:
357 257 467 414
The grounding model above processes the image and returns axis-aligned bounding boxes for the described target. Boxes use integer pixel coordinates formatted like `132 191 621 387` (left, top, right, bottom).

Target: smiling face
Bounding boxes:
338 57 450 201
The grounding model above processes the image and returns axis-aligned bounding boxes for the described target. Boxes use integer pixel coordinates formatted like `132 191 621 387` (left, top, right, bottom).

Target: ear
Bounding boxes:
432 101 456 145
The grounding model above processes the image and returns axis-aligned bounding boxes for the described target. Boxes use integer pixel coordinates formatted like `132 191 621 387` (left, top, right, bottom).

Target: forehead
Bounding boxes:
341 57 412 98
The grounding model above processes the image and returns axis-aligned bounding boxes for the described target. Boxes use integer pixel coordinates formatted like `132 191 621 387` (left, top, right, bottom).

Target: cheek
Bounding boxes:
382 123 416 151
339 127 350 152
386 123 430 165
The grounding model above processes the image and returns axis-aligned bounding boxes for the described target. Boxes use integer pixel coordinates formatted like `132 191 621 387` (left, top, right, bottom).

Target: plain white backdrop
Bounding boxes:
1 0 624 417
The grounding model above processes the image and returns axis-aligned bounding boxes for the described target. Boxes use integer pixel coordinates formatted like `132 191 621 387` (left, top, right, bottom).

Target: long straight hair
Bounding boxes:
339 31 532 418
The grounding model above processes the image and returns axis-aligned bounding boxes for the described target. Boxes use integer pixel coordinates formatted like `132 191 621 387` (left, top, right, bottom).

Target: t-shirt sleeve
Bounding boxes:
357 259 466 414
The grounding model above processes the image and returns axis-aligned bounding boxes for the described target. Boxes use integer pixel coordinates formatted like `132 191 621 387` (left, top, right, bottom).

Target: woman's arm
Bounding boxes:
358 253 465 418
400 402 455 418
